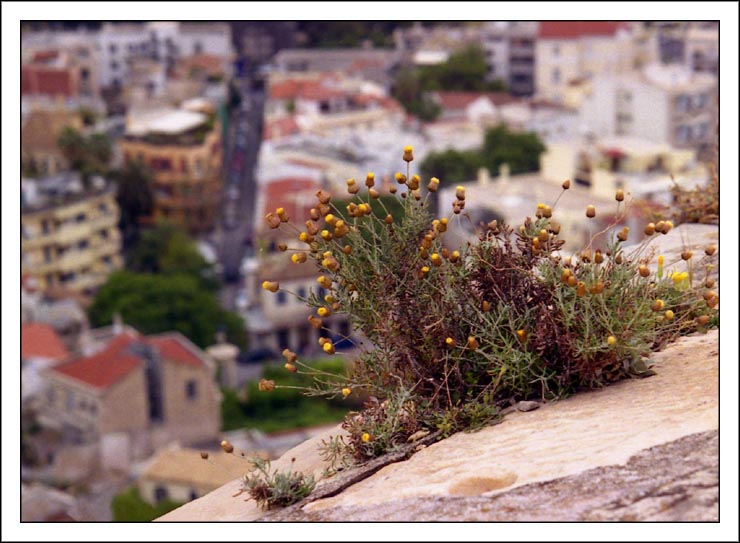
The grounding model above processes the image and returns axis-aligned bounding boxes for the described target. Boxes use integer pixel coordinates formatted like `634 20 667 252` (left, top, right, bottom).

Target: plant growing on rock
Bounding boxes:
259 147 719 467
240 456 315 510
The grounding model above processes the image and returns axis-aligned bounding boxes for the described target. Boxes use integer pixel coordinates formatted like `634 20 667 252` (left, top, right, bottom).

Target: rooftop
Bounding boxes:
21 65 76 98
126 109 208 137
140 444 256 491
21 322 70 362
21 173 114 215
48 329 208 390
538 21 628 40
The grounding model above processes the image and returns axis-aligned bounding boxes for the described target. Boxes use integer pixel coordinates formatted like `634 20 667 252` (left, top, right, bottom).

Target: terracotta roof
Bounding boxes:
21 323 70 361
433 91 519 111
31 50 60 64
269 78 343 102
148 334 205 368
262 116 300 141
260 177 320 225
538 21 627 40
21 65 76 98
49 330 207 389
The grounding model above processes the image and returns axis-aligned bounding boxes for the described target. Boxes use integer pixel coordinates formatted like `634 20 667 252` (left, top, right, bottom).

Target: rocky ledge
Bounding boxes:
158 329 718 522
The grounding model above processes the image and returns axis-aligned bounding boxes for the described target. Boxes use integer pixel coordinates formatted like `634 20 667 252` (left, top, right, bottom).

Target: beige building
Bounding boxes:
119 104 223 234
21 105 84 176
38 326 221 471
21 173 123 293
541 136 708 205
138 444 256 505
579 64 717 158
535 22 634 107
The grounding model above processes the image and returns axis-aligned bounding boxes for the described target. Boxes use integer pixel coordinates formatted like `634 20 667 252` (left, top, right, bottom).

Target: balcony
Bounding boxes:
52 222 93 246
55 249 95 273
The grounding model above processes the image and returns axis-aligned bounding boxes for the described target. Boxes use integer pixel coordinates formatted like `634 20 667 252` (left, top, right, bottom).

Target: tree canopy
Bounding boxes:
57 126 112 182
112 160 154 250
88 271 245 349
420 124 547 185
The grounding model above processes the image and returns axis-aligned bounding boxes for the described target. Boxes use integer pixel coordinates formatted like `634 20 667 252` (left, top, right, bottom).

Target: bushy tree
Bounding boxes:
126 223 219 292
112 161 154 250
57 126 112 184
88 271 245 349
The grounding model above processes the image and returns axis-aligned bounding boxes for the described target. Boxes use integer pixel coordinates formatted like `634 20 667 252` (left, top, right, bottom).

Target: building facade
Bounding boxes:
119 105 223 234
38 327 221 467
21 173 123 293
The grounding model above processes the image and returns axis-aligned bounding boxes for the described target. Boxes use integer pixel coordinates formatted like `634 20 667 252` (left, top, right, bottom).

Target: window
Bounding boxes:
100 229 109 240
99 202 108 213
42 220 50 235
185 380 198 400
676 125 692 143
110 60 119 71
189 490 199 501
181 158 188 173
47 387 56 406
676 95 691 112
66 390 75 410
276 291 287 305
552 68 560 84
78 240 89 250
154 486 168 502
109 43 117 54
277 328 290 349
76 213 86 223
553 44 560 56
43 247 52 263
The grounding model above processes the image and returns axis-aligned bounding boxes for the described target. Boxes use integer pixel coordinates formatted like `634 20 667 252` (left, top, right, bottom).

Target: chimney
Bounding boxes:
498 163 510 187
477 167 490 186
112 312 123 335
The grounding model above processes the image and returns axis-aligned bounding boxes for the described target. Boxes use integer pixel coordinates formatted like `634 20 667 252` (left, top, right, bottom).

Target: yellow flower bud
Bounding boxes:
403 146 414 162
615 189 624 202
323 342 335 354
320 229 332 241
428 177 440 192
651 299 665 312
291 253 307 264
277 243 288 252
445 337 456 347
586 205 596 218
466 336 479 350
220 440 234 453
705 245 717 256
317 275 332 289
342 387 351 398
644 222 656 236
455 186 466 201
562 179 571 190
664 310 675 321
284 362 297 373
361 432 371 443
283 349 298 363
262 281 279 292
369 188 380 199
365 172 375 187
258 379 276 392
607 335 617 346
431 253 443 267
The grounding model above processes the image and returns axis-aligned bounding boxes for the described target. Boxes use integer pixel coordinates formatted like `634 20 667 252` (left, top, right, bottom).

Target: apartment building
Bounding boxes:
119 103 223 234
535 21 633 105
21 173 123 293
21 105 84 177
481 21 538 97
38 326 221 469
579 64 717 158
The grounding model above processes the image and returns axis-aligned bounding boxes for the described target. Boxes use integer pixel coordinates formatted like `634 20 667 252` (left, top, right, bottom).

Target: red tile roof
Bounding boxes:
49 331 207 389
433 91 519 112
262 116 300 141
148 335 204 368
31 49 60 64
261 177 320 226
21 65 77 98
268 78 343 102
538 21 627 40
21 323 70 361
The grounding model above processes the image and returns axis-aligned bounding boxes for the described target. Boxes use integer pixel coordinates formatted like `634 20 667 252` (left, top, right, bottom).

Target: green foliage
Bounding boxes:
262 150 718 463
241 457 315 510
221 359 351 433
127 223 219 291
57 126 112 183
110 160 154 250
111 486 183 522
88 271 245 349
296 21 411 48
392 45 507 120
420 125 547 185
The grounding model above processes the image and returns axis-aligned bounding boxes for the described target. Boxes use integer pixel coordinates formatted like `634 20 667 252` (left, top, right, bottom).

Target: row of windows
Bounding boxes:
675 93 711 113
675 122 711 143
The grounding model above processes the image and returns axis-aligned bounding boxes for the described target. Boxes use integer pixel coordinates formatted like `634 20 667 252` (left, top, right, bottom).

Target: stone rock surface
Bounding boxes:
158 329 718 522
262 430 718 521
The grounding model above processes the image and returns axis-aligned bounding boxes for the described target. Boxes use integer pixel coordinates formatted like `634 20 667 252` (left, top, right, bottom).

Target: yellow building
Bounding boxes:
120 105 222 234
21 173 123 293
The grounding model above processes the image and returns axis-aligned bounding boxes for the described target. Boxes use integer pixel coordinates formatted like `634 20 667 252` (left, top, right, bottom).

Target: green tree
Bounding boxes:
57 126 112 183
111 486 183 522
481 124 547 175
88 271 245 349
111 160 154 250
418 45 490 92
126 223 220 292
420 149 483 187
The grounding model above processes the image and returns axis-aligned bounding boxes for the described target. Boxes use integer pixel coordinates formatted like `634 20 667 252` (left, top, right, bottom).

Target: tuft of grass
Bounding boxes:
241 457 315 510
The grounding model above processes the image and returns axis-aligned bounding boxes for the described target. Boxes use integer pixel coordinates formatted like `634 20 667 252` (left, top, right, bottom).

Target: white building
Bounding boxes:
579 64 717 156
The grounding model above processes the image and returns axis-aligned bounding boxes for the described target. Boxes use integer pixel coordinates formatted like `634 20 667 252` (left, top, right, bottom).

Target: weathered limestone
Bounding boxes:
158 329 718 522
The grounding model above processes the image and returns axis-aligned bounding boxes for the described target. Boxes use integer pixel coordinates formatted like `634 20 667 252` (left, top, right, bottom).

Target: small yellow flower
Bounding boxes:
445 337 456 347
481 300 491 312
320 229 332 240
651 299 665 312
615 189 625 202
586 205 596 218
291 253 307 264
282 348 298 363
562 179 571 190
324 213 336 226
607 335 617 346
365 172 375 187
317 275 332 289
466 336 479 350
220 440 234 453
262 281 279 292
284 362 297 373
428 177 440 192
407 175 420 191
369 188 380 199
276 207 289 222
516 329 527 343
361 432 371 443
322 342 335 354
342 387 351 398
455 186 466 201
258 379 276 392
431 253 443 267
449 250 461 263
403 146 414 162
317 307 330 318
664 310 675 321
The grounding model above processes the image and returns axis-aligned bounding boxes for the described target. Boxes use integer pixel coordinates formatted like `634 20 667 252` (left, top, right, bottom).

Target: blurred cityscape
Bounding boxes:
19 20 718 521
